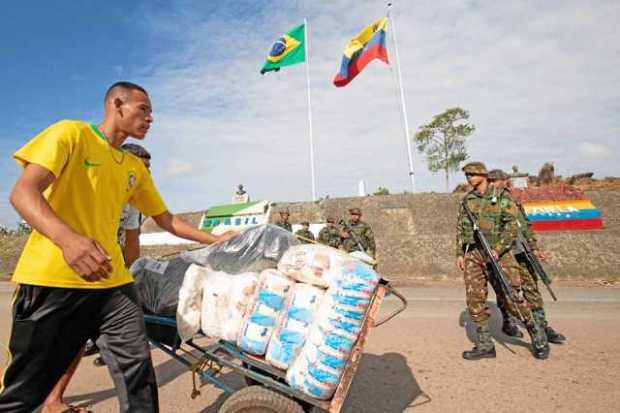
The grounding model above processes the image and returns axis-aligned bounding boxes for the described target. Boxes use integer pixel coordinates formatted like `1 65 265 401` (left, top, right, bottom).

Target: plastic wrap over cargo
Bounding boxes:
181 224 300 274
176 264 208 342
131 256 192 316
238 269 293 355
286 261 379 400
277 244 360 288
266 283 324 370
201 271 258 341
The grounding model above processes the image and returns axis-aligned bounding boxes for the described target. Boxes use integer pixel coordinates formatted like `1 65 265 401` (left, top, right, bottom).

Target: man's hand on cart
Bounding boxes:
214 230 238 245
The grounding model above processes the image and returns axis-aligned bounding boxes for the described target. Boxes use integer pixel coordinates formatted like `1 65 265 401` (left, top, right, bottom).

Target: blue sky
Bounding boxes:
1 0 619 227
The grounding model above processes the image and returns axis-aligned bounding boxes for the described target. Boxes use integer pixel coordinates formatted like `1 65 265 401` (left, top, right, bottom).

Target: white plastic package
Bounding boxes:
176 264 208 342
201 271 258 341
266 283 324 370
238 269 293 355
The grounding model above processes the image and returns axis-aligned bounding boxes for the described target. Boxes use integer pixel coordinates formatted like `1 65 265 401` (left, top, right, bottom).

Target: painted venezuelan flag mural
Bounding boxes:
512 185 603 231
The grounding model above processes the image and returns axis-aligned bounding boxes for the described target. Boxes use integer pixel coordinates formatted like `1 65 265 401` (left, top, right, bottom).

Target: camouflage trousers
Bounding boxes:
496 254 545 316
463 250 533 323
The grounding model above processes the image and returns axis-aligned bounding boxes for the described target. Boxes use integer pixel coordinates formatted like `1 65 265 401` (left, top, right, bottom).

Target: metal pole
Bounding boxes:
304 18 317 201
387 3 416 193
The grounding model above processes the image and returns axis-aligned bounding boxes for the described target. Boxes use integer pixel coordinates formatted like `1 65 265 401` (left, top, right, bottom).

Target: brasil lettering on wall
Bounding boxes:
199 200 271 234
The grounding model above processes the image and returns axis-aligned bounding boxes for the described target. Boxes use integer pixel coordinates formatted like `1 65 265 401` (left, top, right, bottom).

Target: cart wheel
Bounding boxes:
219 386 304 413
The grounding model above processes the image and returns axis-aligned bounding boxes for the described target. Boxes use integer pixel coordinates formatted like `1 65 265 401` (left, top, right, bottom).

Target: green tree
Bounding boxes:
414 107 475 192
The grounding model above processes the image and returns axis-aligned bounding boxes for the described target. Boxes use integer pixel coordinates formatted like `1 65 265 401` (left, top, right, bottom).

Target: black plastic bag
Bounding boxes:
181 224 300 274
131 257 191 316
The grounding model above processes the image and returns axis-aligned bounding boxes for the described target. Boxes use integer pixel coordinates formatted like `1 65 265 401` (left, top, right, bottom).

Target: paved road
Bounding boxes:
0 283 618 412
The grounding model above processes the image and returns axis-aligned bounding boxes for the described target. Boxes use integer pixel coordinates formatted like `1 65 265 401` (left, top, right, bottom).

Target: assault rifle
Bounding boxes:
461 201 525 322
338 219 367 253
515 232 558 301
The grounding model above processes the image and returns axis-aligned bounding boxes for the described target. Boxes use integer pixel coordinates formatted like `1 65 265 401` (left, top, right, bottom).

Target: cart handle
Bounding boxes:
373 284 408 327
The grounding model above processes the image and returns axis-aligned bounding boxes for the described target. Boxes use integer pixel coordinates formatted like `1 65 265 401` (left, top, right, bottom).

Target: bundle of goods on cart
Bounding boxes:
132 224 382 400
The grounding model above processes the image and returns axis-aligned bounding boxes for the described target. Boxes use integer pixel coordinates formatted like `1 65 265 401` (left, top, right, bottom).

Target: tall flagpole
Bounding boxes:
304 18 317 201
387 2 416 193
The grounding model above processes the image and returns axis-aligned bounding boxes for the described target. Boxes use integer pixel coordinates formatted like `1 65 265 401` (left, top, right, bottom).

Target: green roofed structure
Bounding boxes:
199 200 271 234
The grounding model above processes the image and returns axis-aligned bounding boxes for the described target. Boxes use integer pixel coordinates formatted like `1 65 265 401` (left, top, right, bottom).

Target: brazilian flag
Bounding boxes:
261 24 305 74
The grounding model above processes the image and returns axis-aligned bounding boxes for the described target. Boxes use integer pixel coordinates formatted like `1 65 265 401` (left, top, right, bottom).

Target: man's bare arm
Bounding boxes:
152 211 235 244
123 228 141 267
10 163 112 280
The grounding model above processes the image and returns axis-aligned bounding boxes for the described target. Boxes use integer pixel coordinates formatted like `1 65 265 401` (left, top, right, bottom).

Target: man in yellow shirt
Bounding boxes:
0 82 232 413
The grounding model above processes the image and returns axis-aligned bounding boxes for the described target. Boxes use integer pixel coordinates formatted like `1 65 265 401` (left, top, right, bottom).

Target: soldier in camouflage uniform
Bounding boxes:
488 169 566 344
456 162 549 360
295 221 315 244
275 208 292 232
318 216 341 248
340 208 376 259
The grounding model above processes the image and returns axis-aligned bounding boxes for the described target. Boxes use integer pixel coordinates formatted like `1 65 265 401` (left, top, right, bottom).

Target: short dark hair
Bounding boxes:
105 81 148 102
120 143 151 160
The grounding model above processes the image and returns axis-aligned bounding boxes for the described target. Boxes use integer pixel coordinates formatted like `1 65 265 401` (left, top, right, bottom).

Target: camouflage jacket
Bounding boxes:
295 228 315 244
318 224 341 248
341 220 376 257
505 188 538 251
456 187 518 257
275 221 292 232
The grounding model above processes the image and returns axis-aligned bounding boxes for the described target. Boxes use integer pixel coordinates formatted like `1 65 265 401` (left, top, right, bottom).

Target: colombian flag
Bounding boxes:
334 17 389 87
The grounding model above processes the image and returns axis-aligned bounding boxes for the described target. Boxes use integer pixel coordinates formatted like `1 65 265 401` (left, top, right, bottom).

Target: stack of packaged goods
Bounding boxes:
176 241 380 402
238 269 294 355
266 283 324 370
278 245 379 400
176 265 258 342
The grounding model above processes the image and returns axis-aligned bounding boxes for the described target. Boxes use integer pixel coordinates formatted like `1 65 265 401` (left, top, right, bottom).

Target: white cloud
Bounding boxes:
580 142 612 161
163 158 194 177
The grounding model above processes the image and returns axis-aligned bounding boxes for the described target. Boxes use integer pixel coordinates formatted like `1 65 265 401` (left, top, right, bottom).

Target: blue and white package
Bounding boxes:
266 283 324 369
238 269 293 355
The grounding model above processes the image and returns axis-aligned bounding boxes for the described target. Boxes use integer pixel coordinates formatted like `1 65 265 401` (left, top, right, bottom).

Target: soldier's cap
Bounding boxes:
279 208 290 215
348 207 362 215
462 162 488 175
300 221 310 226
487 169 509 181
325 216 335 223
120 143 151 160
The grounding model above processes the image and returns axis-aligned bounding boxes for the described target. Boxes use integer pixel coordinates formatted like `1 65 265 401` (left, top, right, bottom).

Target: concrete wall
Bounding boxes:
271 191 620 282
6 192 616 282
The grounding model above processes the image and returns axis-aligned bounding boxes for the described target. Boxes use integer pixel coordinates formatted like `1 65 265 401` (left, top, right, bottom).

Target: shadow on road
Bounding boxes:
344 352 431 412
459 303 531 353
62 351 428 412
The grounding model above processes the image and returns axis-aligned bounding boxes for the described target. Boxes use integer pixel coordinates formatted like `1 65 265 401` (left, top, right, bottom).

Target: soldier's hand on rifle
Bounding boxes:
456 256 465 271
340 230 350 239
491 250 499 260
536 249 546 261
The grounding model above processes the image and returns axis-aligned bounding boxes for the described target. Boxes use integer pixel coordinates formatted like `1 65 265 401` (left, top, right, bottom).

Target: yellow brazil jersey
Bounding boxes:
12 120 167 289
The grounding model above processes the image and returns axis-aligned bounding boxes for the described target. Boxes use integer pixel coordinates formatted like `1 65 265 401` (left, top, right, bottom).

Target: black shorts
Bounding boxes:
0 283 158 413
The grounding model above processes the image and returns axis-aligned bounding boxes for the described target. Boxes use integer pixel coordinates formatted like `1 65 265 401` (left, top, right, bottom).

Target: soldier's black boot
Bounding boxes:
526 321 550 359
533 309 566 344
463 320 496 360
545 326 566 344
463 346 496 360
501 318 524 338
